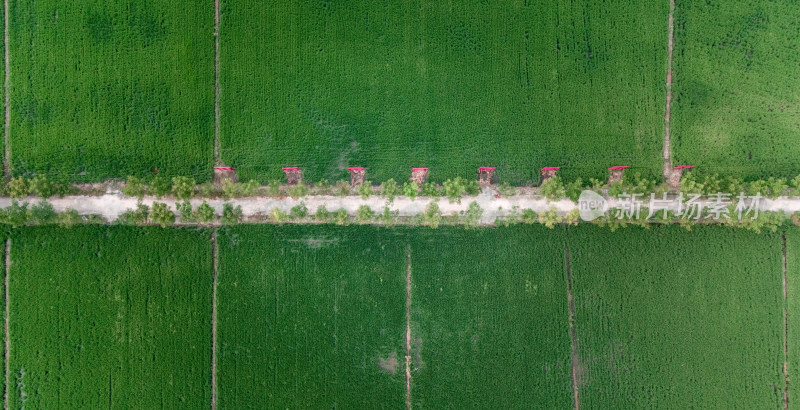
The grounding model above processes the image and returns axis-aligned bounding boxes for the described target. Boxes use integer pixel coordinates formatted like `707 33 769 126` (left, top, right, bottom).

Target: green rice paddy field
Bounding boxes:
9 0 215 181
219 0 667 184
0 224 792 407
672 1 800 180
7 227 212 408
6 1 800 183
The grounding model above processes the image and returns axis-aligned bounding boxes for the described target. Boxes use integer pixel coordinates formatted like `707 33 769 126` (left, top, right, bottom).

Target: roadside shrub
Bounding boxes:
766 177 788 199
700 174 721 195
242 180 260 196
497 182 515 197
564 209 580 226
423 202 442 228
721 177 745 196
589 178 606 192
171 176 195 200
358 182 373 199
565 178 583 202
269 179 281 196
421 182 440 198
679 172 704 196
198 182 218 197
150 202 175 227
335 180 351 196
380 179 400 203
195 201 216 223
29 175 57 199
51 177 74 197
607 181 625 198
501 206 522 226
540 176 565 200
314 205 331 222
29 200 56 225
314 179 332 195
443 178 467 203
118 203 149 225
464 180 481 196
538 207 562 229
7 176 28 198
463 201 483 228
403 181 419 200
222 203 243 224
269 208 288 224
222 178 241 199
149 176 172 199
377 206 398 227
1 201 29 227
287 182 309 198
57 209 81 228
747 179 768 197
355 205 375 223
122 176 146 199
289 203 308 219
334 208 349 225
521 209 538 224
791 174 800 196
177 201 194 223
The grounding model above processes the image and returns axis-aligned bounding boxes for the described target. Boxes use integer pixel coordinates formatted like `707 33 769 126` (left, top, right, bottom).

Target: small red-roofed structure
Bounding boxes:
478 167 497 186
213 165 237 185
410 168 429 184
608 166 629 184
540 167 560 184
282 167 302 185
348 167 366 186
669 165 695 190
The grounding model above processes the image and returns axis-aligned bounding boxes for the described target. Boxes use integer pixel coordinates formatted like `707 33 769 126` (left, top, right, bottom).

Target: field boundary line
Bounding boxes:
211 230 219 410
663 0 676 181
3 0 10 180
782 232 789 410
213 0 221 166
404 244 412 410
3 239 9 410
563 235 580 410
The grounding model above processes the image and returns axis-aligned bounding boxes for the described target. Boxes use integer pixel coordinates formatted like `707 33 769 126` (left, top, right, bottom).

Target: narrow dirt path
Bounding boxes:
663 0 676 182
782 232 789 410
404 244 412 410
211 230 219 410
3 0 10 180
564 238 580 410
3 239 9 410
213 0 221 165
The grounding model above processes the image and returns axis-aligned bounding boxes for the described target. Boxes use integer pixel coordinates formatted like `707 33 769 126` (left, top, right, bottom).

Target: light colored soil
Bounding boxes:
782 232 789 410
663 0 676 180
9 188 800 226
211 231 219 410
405 245 412 410
564 242 580 410
3 0 10 179
213 0 221 165
4 239 9 410
378 351 399 375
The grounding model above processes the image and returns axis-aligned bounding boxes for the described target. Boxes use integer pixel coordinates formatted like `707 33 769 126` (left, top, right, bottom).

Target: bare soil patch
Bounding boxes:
211 231 219 410
662 0 676 180
378 351 399 375
564 240 580 410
